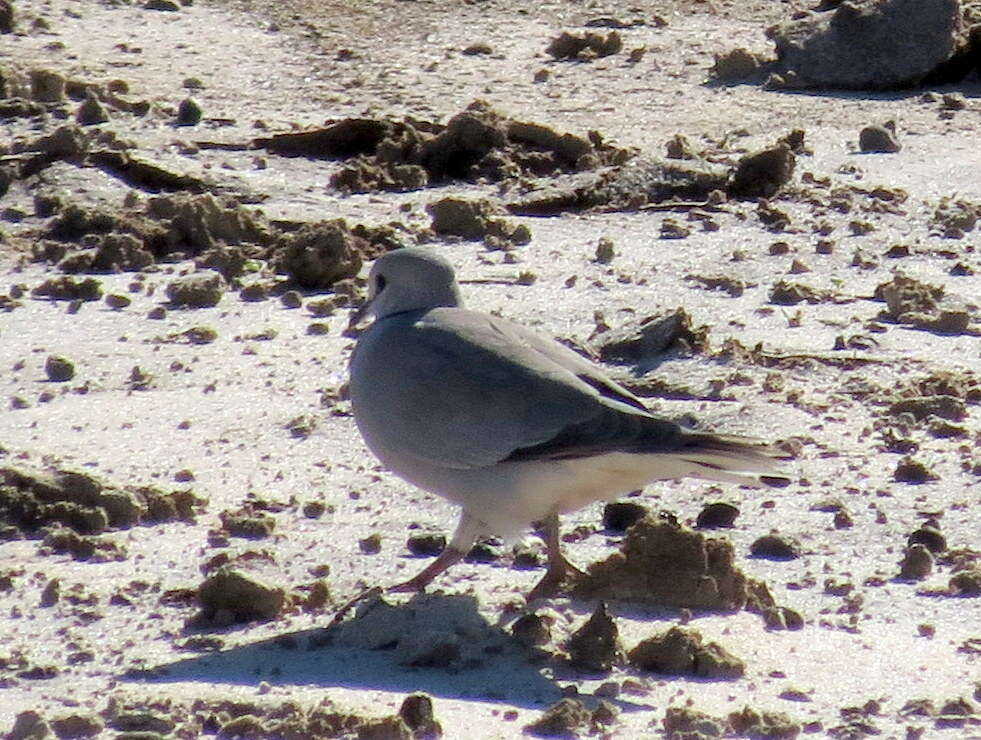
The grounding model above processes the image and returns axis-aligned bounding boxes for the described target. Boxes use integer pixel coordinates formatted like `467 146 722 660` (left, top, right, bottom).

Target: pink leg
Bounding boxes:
526 512 583 601
387 511 481 593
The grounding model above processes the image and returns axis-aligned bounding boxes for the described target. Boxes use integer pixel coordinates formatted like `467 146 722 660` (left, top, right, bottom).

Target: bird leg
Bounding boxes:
388 511 480 593
526 512 583 601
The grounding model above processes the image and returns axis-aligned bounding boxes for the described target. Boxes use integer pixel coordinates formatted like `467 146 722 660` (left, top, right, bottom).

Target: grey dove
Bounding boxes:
349 247 782 599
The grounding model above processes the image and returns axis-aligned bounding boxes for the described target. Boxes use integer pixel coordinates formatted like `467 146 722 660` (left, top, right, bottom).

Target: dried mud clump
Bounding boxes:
598 309 709 365
728 144 796 199
257 101 628 194
35 192 273 275
572 516 748 611
398 694 443 739
524 698 614 738
194 567 286 626
874 274 974 335
0 466 202 543
627 626 745 679
727 706 801 739
427 197 531 247
745 578 805 631
566 602 621 672
859 123 902 153
710 48 767 83
165 270 226 308
545 30 623 60
766 0 963 90
31 275 103 301
269 220 365 290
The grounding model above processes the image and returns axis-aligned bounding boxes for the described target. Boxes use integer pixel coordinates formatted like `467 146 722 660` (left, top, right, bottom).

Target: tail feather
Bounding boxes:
679 432 788 485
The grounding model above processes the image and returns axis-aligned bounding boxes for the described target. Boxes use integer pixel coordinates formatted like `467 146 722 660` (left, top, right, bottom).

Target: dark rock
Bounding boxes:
859 124 901 153
749 533 801 560
76 93 109 126
407 531 446 557
44 355 75 382
696 502 740 529
602 501 648 532
175 97 202 126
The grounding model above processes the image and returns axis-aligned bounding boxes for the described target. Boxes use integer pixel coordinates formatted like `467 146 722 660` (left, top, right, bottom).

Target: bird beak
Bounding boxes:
346 296 373 334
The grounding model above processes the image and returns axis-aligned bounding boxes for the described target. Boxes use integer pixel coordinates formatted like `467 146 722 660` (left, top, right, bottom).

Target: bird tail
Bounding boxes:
676 432 789 487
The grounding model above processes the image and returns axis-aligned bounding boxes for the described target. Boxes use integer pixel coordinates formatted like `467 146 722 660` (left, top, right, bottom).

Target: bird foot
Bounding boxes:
525 558 586 602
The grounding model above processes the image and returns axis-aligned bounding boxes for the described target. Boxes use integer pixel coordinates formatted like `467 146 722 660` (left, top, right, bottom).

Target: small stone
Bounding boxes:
749 533 801 560
176 97 202 126
859 124 901 153
104 293 131 309
44 355 75 382
147 306 167 320
146 0 180 8
280 290 303 309
239 283 267 302
358 533 382 554
602 501 647 532
302 501 325 519
407 531 446 557
461 41 493 56
695 502 739 529
306 322 329 336
594 237 615 264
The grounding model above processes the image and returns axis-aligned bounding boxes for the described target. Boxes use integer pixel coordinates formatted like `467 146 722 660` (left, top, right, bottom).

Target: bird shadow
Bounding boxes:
121 592 651 712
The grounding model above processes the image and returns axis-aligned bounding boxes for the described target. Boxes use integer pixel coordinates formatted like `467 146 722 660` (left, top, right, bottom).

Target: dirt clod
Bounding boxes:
545 31 622 60
44 355 75 382
573 516 748 611
165 270 225 307
597 309 708 365
195 567 286 626
398 694 442 739
524 698 592 738
566 602 620 673
628 626 745 679
270 220 364 290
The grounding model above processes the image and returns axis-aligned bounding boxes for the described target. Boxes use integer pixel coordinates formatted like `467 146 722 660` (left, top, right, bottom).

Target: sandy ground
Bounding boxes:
1 0 980 738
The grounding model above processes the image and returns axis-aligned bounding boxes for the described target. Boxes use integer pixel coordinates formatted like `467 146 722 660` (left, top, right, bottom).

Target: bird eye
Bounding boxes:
375 274 387 292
